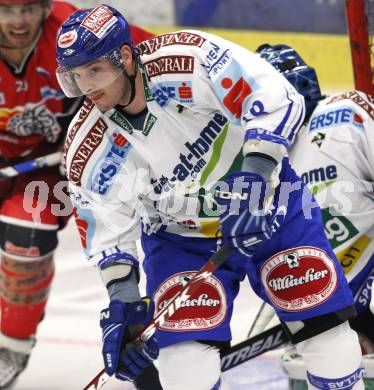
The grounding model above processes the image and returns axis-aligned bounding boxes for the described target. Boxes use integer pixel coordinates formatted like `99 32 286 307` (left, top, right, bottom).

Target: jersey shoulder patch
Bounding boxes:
327 91 374 120
137 31 206 56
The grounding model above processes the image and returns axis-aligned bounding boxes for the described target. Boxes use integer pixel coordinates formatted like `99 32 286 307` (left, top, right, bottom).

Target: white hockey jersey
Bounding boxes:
64 30 305 266
289 91 374 294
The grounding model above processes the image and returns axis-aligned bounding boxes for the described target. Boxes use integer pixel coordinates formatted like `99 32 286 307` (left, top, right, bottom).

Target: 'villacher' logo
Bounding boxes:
269 268 329 292
153 271 227 332
261 246 338 312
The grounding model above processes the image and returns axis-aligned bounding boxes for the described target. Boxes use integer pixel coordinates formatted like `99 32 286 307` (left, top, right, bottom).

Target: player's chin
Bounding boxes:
93 97 114 112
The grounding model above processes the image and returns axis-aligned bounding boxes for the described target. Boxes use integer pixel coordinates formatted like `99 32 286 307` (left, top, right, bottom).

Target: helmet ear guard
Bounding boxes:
256 44 324 120
108 47 125 68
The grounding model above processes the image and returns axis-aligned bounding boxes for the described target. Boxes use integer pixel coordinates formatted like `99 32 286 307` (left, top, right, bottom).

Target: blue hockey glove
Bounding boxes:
215 171 273 257
100 298 159 382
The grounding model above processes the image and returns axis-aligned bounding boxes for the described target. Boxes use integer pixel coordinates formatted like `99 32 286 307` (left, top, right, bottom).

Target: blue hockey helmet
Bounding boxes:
56 4 134 69
56 5 135 97
256 44 323 119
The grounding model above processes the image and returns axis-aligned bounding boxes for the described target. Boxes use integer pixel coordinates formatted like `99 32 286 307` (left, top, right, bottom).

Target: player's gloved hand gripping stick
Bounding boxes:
83 245 231 390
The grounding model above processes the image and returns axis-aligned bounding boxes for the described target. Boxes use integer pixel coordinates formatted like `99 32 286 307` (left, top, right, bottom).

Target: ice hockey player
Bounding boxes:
56 5 364 389
258 45 374 386
0 1 154 388
257 43 374 388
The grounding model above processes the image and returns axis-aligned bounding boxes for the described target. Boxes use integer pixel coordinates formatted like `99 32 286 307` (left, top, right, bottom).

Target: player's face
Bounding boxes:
0 3 45 49
70 58 128 112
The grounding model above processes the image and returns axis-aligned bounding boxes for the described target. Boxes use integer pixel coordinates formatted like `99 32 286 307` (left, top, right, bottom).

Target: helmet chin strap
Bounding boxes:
119 61 138 109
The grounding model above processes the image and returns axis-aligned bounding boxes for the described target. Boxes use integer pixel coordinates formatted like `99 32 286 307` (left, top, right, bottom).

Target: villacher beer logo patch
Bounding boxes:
261 246 338 312
153 271 227 332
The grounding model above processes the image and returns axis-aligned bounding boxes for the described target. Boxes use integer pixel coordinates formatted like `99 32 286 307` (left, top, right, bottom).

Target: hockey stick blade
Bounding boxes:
221 324 287 371
82 245 231 390
0 152 62 180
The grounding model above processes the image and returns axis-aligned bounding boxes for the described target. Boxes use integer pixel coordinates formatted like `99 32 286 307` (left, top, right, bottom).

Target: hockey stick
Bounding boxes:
84 323 287 389
247 301 266 338
0 151 62 180
83 245 232 390
247 302 277 338
221 324 287 371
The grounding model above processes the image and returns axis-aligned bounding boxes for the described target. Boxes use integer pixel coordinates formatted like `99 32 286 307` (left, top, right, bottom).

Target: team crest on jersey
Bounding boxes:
311 131 325 148
153 271 227 332
58 30 78 48
261 246 338 312
81 5 117 38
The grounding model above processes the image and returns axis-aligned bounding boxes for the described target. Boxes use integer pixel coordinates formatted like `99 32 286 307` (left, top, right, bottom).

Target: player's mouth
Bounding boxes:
8 29 31 42
90 92 104 103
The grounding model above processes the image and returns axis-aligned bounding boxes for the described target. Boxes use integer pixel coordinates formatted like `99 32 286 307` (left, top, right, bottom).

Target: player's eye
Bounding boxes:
71 72 80 80
21 4 39 15
0 6 13 16
87 67 101 78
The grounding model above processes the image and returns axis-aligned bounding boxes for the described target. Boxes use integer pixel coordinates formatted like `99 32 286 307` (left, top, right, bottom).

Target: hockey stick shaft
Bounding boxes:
247 301 267 338
247 302 277 338
221 324 287 371
83 245 231 390
0 152 62 180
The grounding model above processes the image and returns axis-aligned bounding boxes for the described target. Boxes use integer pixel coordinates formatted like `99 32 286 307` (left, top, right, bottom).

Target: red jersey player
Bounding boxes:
0 1 154 388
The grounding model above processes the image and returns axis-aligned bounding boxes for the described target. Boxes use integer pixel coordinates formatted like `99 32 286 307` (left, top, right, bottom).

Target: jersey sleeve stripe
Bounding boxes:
288 105 305 142
273 90 294 137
